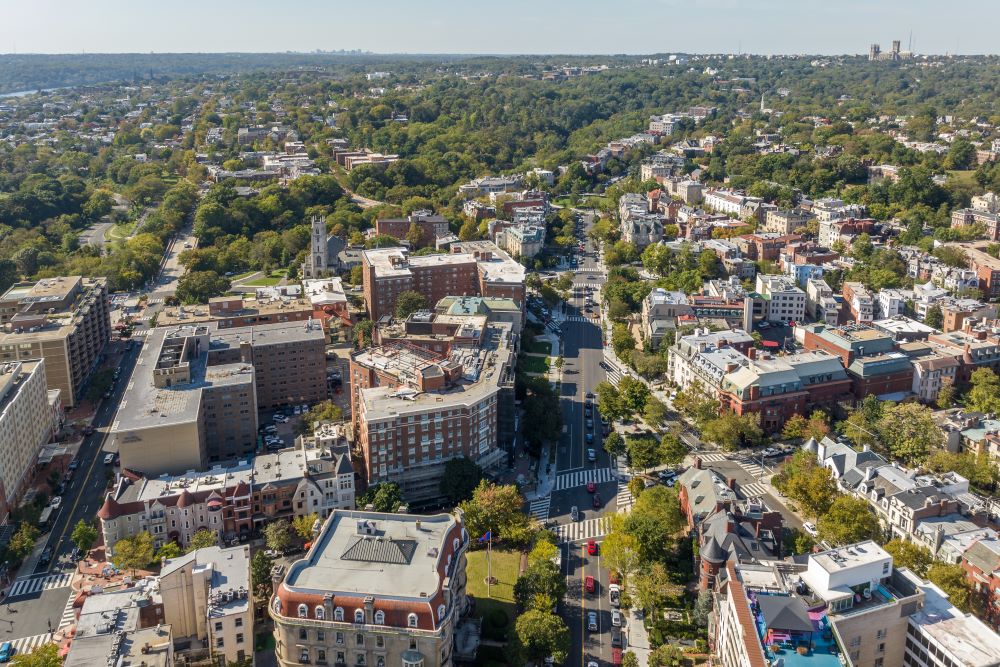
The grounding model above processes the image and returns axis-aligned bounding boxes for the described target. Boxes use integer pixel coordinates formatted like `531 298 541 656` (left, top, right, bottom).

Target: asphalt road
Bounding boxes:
2 340 142 642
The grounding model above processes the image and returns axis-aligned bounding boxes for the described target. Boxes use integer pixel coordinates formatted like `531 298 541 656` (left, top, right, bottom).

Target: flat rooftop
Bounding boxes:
285 511 458 598
155 296 313 327
364 247 476 278
1 275 81 303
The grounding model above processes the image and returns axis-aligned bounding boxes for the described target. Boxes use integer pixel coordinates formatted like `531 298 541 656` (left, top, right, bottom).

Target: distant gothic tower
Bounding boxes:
302 216 329 278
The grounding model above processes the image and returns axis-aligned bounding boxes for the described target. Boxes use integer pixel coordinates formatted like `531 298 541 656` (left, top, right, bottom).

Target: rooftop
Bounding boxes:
284 510 463 599
912 578 1000 667
161 545 250 616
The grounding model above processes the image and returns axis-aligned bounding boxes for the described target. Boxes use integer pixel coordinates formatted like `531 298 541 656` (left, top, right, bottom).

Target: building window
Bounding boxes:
437 604 446 621
354 609 364 623
355 633 364 647
374 610 384 624
298 604 309 619
300 629 308 641
408 613 418 628
215 622 223 632
317 650 327 664
316 606 325 620
334 607 344 621
300 649 310 664
375 636 384 648
236 633 244 644
235 618 243 628
336 632 344 645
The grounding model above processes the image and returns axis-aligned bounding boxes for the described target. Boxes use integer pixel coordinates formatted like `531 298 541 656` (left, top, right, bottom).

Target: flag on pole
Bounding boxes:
478 530 492 543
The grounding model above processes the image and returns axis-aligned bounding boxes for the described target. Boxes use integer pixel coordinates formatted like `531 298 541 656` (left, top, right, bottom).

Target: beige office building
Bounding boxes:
270 510 474 667
0 276 110 407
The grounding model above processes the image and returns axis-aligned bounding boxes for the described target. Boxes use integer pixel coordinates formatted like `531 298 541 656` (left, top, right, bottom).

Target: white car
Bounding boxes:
803 521 819 537
587 448 596 462
49 496 63 509
293 406 302 415
611 609 622 627
273 414 289 423
104 453 116 465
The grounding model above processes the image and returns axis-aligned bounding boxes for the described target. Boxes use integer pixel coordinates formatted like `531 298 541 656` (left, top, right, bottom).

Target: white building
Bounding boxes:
756 274 807 323
806 278 840 325
878 288 911 319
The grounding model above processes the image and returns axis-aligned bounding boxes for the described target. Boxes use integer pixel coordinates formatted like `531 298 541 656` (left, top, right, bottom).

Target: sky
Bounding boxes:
0 0 998 56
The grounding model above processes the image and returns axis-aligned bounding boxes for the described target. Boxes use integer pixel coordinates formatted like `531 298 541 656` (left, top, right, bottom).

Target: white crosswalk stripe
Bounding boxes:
693 452 728 463
58 589 77 629
6 633 54 656
552 516 612 543
555 467 617 491
131 328 150 337
616 478 634 510
739 482 769 498
147 297 162 304
738 460 766 478
528 496 551 521
7 573 72 598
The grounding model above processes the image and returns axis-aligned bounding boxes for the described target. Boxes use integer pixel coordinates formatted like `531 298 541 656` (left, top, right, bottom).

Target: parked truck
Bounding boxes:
609 583 620 607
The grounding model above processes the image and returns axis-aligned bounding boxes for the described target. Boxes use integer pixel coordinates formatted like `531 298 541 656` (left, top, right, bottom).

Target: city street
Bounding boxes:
0 340 142 650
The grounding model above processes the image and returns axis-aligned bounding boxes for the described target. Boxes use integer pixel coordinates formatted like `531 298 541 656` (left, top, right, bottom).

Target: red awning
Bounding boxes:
761 340 780 348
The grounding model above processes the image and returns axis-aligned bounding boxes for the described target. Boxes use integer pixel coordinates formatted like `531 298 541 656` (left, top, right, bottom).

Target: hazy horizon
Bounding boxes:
1 0 997 57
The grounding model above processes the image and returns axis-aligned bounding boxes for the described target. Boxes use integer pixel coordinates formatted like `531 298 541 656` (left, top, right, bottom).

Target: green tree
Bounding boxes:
600 521 642 583
9 642 61 667
187 528 219 552
8 523 39 561
71 520 98 554
623 486 684 562
627 436 661 472
924 304 944 329
264 520 293 554
883 539 932 577
459 481 532 548
643 396 668 428
622 652 640 667
394 290 428 318
595 381 627 422
111 531 155 575
512 609 570 665
673 381 719 427
936 378 957 409
927 563 972 612
649 644 687 667
633 562 683 614
603 430 626 458
439 457 484 504
514 561 567 612
176 270 229 304
773 451 838 519
611 322 635 359
783 528 816 556
156 542 182 561
353 318 374 349
618 376 650 415
527 539 559 567
294 401 345 436
251 550 274 598
293 513 320 541
967 368 1000 414
876 402 939 464
817 496 880 546
357 482 403 513
660 432 687 466
702 412 764 451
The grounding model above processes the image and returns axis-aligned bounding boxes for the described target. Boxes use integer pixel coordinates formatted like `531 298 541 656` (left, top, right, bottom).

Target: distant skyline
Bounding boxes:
1 0 998 56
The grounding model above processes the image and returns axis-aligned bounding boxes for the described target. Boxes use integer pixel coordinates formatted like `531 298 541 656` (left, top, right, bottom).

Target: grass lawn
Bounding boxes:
947 170 978 187
230 270 256 281
466 548 520 621
240 270 288 287
519 354 550 374
526 340 553 355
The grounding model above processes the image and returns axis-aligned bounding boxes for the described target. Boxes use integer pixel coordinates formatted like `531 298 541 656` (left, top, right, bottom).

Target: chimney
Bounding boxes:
748 347 757 360
694 457 702 470
727 477 736 490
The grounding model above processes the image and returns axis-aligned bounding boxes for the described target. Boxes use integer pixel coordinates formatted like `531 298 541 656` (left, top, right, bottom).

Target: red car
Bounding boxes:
587 539 597 556
593 493 602 509
585 575 596 593
587 481 596 493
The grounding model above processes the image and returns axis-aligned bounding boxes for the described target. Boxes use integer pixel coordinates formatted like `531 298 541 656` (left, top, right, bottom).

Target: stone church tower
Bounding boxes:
301 215 330 278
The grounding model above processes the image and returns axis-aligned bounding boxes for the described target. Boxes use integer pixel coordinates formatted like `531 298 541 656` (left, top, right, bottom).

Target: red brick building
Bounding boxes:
374 212 450 248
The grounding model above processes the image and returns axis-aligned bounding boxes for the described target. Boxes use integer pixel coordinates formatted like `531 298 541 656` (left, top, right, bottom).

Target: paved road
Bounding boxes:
2 341 142 643
78 221 114 249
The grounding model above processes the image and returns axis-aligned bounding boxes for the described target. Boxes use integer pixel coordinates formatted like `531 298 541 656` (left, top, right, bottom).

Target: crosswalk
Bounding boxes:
616 477 634 510
740 481 770 498
552 516 612 543
131 328 150 337
147 297 163 305
692 452 728 463
555 467 617 492
736 458 768 479
7 573 72 598
58 589 77 629
3 633 55 656
562 316 597 323
528 496 551 521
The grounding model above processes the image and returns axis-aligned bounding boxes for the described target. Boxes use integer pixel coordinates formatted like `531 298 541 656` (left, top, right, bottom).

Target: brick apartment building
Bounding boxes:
374 211 450 248
799 323 914 399
362 242 525 322
0 276 110 407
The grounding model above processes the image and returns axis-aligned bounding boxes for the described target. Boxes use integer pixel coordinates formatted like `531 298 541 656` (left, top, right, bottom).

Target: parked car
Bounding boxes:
585 575 595 594
67 460 79 471
0 641 15 663
586 433 594 444
273 414 290 423
609 583 621 607
587 447 596 460
586 419 593 429
611 609 623 627
803 521 819 536
587 539 597 556
82 425 95 436
104 453 115 465
611 631 625 648
587 611 598 632
39 547 53 566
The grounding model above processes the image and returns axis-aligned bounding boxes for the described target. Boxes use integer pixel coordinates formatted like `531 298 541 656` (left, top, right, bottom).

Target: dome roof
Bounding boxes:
702 536 727 564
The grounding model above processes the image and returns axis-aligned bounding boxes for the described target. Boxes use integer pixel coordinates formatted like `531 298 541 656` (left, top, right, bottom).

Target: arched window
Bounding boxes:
437 604 446 621
315 606 325 620
407 613 418 628
298 604 308 619
374 610 385 625
354 609 364 623
334 607 344 622
453 537 460 551
272 597 282 615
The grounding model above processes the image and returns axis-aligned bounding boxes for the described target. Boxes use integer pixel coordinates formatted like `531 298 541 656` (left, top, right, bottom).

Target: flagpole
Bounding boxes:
487 530 492 598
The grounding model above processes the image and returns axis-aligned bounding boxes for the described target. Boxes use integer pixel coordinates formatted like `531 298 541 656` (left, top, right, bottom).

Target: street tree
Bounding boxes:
601 522 642 583
527 539 559 567
611 322 635 359
514 561 567 612
439 457 484 504
251 550 274 599
626 435 661 472
512 609 569 665
459 481 532 547
649 644 686 667
817 496 881 545
924 304 944 329
660 432 687 466
595 381 626 422
71 520 98 554
876 402 940 464
9 642 61 667
618 376 650 415
603 430 626 459
111 531 155 575
156 542 182 561
633 562 683 614
357 482 403 513
967 368 1000 414
643 396 669 428
772 451 838 519
9 523 39 561
264 520 293 554
927 563 972 612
